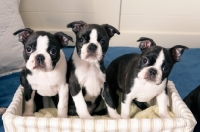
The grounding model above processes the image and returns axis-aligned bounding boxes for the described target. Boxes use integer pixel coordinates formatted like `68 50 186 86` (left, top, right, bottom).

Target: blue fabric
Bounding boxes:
0 46 200 132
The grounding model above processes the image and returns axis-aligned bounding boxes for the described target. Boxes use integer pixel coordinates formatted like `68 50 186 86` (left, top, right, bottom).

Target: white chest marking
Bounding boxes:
73 49 105 102
130 78 167 102
27 50 67 96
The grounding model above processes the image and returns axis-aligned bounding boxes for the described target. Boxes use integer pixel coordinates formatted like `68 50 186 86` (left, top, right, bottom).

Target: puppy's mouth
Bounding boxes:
144 75 162 85
86 52 98 59
33 64 46 71
81 52 102 62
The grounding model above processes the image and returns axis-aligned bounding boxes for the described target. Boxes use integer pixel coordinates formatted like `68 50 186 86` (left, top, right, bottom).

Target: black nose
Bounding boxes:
88 43 97 52
149 68 157 76
36 54 45 63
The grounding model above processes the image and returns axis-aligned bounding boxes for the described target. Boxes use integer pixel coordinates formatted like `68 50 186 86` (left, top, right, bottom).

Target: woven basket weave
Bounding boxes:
3 81 196 132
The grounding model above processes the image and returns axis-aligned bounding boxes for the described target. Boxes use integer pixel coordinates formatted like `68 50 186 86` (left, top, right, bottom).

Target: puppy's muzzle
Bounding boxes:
34 54 47 70
149 68 157 77
36 54 45 65
144 68 157 82
87 43 97 53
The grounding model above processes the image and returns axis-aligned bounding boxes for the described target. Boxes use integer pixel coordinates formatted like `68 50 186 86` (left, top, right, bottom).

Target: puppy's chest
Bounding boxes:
27 72 65 96
75 64 105 98
130 78 167 102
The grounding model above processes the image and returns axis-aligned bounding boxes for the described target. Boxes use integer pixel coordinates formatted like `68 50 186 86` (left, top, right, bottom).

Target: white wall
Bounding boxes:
20 0 200 48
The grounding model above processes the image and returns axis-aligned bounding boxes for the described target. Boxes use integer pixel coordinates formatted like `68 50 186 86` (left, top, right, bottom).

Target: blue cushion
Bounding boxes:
0 46 200 132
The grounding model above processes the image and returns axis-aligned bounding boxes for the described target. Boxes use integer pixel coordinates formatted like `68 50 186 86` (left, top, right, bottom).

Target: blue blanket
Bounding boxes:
0 47 200 132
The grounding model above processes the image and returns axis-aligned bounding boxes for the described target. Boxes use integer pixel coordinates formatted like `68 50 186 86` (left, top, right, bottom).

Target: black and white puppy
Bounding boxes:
67 21 120 119
14 28 73 117
103 37 188 119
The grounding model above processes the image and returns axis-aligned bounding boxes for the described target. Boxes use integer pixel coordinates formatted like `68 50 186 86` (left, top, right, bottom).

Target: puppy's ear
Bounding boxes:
137 37 156 51
54 32 74 47
67 21 86 34
101 24 120 38
169 45 188 62
13 28 34 44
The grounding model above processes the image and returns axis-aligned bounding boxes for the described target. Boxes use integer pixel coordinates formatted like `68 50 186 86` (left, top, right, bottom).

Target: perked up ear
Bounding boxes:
169 45 188 62
67 21 87 34
13 28 34 44
101 24 120 38
137 37 156 51
54 32 74 47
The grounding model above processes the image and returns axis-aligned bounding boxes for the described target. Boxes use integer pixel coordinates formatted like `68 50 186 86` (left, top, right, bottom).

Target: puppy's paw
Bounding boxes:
79 114 94 119
109 113 121 119
23 112 34 116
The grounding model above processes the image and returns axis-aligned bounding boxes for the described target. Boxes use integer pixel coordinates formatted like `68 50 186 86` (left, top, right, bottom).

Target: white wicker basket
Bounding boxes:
3 81 196 132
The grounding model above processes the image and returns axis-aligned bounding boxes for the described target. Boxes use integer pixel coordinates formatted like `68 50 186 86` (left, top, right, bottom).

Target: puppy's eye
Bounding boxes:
163 65 169 72
142 57 148 65
26 46 32 53
79 38 84 42
100 40 107 45
50 48 57 55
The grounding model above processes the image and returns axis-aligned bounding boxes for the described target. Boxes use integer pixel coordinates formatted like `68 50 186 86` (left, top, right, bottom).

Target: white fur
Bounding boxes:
71 47 105 118
80 29 102 63
72 91 93 119
26 36 53 71
156 90 170 118
25 35 68 117
131 78 167 102
106 103 121 119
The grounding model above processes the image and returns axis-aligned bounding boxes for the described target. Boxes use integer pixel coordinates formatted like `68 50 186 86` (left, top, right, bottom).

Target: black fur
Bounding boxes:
103 37 188 112
184 85 200 122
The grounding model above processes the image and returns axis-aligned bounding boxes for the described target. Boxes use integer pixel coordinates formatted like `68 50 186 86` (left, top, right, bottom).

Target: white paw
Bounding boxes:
79 114 94 119
110 113 121 119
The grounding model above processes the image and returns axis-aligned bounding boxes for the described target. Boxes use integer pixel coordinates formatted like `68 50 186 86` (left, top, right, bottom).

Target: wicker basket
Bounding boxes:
3 81 196 132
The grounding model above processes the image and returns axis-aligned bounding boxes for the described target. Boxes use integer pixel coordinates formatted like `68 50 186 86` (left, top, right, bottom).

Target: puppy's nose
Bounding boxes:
36 54 45 63
149 68 157 76
88 43 97 52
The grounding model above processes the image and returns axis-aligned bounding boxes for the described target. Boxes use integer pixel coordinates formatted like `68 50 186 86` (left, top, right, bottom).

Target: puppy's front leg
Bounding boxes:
156 90 171 118
121 93 132 119
57 83 69 118
72 91 93 119
23 89 35 116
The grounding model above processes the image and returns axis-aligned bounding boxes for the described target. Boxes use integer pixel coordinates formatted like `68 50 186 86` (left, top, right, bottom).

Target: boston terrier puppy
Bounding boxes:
184 85 200 122
103 37 188 119
14 28 73 117
67 21 120 119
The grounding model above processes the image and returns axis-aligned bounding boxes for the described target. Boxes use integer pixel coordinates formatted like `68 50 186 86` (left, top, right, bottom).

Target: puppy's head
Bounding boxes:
14 28 73 72
137 37 188 85
67 21 120 63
